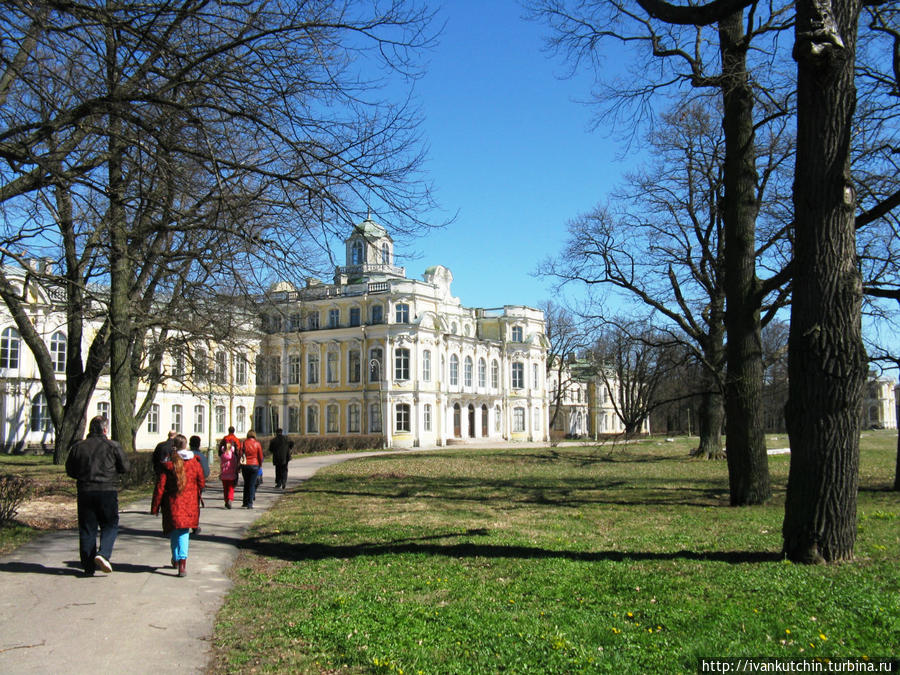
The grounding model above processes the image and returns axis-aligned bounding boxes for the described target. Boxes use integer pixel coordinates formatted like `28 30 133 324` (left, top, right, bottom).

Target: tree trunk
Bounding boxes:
106 26 137 454
894 430 899 491
719 11 771 505
783 0 867 563
693 389 725 459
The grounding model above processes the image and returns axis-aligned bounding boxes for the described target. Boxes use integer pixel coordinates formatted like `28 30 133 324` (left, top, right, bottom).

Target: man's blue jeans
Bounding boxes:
76 490 119 573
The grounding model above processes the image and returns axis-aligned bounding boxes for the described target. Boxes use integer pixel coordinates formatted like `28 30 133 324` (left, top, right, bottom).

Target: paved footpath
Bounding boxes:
0 451 392 675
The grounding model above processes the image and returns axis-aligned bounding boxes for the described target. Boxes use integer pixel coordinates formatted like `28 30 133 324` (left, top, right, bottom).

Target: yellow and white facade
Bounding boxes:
254 219 551 448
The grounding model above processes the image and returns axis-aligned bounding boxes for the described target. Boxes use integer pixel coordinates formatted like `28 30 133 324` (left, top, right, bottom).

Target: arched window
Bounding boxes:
306 404 319 434
1 327 21 369
30 393 50 432
395 403 410 432
449 354 459 386
464 356 473 387
381 242 390 264
478 358 486 388
351 240 364 265
51 331 66 373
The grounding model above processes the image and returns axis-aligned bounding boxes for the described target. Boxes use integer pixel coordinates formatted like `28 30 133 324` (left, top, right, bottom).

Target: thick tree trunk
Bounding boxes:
719 12 771 505
106 28 137 454
693 388 725 459
894 431 899 491
783 0 867 563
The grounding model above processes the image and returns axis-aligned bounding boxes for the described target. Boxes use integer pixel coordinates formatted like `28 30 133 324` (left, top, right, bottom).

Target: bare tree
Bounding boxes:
587 322 680 435
541 300 589 430
529 0 797 504
1 1 437 456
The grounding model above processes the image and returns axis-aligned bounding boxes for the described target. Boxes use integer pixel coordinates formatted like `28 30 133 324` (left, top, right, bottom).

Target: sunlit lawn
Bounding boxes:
209 432 900 674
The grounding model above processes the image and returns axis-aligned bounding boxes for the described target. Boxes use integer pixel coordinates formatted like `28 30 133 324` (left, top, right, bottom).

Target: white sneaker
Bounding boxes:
94 554 113 573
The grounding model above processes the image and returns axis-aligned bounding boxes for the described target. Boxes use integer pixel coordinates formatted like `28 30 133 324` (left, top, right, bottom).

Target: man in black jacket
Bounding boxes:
269 428 292 489
65 416 129 576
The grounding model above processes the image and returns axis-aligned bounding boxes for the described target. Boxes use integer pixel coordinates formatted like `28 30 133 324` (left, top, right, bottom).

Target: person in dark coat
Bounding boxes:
269 428 292 489
65 416 130 576
151 434 205 577
152 430 176 476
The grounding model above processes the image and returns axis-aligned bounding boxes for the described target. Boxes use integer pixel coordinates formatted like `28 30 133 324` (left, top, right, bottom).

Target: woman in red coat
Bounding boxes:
151 434 205 577
240 429 264 508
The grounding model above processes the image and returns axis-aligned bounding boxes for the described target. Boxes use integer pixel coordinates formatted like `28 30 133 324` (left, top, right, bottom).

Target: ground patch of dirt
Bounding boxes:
13 494 78 530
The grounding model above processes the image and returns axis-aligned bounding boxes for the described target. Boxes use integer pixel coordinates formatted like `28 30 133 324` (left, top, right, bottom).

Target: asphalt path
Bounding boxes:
0 451 388 675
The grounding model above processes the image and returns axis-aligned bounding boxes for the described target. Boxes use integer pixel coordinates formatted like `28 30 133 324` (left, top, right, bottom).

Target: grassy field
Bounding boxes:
209 433 899 674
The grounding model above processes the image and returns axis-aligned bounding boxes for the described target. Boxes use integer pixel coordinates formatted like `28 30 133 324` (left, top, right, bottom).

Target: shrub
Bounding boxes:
0 474 32 525
119 452 156 491
290 435 385 454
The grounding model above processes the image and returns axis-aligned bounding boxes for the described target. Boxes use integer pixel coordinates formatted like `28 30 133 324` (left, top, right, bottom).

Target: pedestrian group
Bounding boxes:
67 419 292 578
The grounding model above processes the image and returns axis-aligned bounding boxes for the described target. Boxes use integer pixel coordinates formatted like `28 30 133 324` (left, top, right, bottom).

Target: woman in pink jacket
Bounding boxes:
218 437 240 509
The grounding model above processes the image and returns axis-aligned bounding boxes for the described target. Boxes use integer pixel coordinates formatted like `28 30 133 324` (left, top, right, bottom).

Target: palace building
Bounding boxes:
254 219 550 448
0 219 551 451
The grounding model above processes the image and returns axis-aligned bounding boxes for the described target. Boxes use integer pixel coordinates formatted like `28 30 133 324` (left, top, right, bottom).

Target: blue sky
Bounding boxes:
392 1 630 311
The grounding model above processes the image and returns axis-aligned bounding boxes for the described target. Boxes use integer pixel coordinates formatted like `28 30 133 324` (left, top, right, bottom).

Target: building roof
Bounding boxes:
351 218 390 240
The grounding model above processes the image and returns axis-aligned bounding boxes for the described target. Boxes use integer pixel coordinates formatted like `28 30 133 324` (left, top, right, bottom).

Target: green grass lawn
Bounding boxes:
209 433 900 674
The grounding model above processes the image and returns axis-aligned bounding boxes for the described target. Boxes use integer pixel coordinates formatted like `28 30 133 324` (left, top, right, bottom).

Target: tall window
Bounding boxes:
0 327 20 369
327 404 339 433
464 356 473 388
194 404 205 434
215 405 226 434
348 404 361 433
349 349 361 383
194 348 207 382
307 312 319 330
215 351 227 384
30 393 50 432
395 303 409 323
350 307 361 326
269 355 282 385
422 349 431 381
288 406 300 433
424 404 432 432
478 358 486 388
491 360 499 389
255 355 266 385
511 325 524 342
171 404 183 433
369 403 382 432
371 304 383 324
395 403 410 432
327 351 339 383
381 242 390 264
306 405 319 434
147 404 159 434
329 308 340 328
307 351 320 384
235 354 248 385
395 348 410 381
288 313 300 331
449 354 459 386
236 406 246 433
369 348 383 382
351 240 364 265
513 407 526 432
50 331 66 373
511 362 525 389
289 354 301 384
495 405 502 432
173 350 186 379
255 406 265 433
533 363 540 389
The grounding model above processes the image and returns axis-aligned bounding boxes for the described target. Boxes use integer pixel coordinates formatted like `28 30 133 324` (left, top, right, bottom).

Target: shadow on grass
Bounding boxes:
303 474 733 508
240 528 781 566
